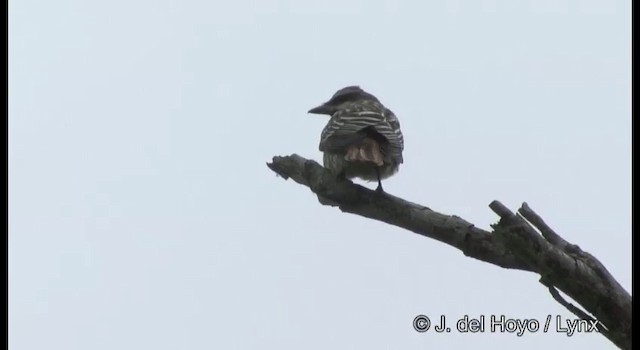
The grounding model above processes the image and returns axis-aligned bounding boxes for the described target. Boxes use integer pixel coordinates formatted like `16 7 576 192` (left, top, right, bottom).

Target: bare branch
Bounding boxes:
519 202 569 248
267 154 631 350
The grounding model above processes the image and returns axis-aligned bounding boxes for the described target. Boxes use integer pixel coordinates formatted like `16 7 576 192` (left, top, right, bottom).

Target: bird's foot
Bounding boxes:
375 167 384 193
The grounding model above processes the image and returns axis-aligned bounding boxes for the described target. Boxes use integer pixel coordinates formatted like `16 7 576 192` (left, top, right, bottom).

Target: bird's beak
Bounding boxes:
307 103 333 115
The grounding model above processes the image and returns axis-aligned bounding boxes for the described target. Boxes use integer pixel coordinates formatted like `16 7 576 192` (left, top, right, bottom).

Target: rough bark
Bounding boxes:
267 154 631 350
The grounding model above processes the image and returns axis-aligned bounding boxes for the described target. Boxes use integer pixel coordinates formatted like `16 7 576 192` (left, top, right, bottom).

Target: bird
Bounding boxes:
307 86 404 192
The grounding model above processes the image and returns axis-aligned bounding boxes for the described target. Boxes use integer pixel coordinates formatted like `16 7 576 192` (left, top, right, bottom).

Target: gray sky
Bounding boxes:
9 0 630 349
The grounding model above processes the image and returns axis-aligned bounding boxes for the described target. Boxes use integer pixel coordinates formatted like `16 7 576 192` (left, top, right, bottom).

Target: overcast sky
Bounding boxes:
9 0 630 349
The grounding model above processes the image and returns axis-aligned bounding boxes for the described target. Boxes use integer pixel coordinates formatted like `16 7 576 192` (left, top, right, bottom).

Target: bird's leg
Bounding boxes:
375 167 384 193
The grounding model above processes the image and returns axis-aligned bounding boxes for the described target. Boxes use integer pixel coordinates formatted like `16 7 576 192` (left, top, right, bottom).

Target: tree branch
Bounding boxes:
267 154 632 350
540 277 610 337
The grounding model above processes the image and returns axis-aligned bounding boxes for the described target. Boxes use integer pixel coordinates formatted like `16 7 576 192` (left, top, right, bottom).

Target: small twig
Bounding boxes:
489 200 515 219
519 202 568 249
542 279 610 336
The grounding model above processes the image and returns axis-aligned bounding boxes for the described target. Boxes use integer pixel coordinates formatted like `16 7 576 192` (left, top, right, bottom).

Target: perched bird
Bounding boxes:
308 86 404 192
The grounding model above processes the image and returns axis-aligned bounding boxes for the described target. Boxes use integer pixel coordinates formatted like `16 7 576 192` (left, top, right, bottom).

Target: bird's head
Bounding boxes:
307 86 379 116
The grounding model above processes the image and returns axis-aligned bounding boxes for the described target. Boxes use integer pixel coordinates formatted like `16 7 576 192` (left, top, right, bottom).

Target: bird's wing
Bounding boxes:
319 106 404 163
319 132 368 152
380 107 404 163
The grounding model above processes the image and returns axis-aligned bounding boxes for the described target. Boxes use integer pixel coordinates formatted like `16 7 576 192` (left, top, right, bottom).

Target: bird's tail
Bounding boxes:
343 138 385 166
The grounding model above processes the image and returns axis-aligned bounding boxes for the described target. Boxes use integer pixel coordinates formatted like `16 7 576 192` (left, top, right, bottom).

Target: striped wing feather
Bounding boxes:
319 106 404 164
